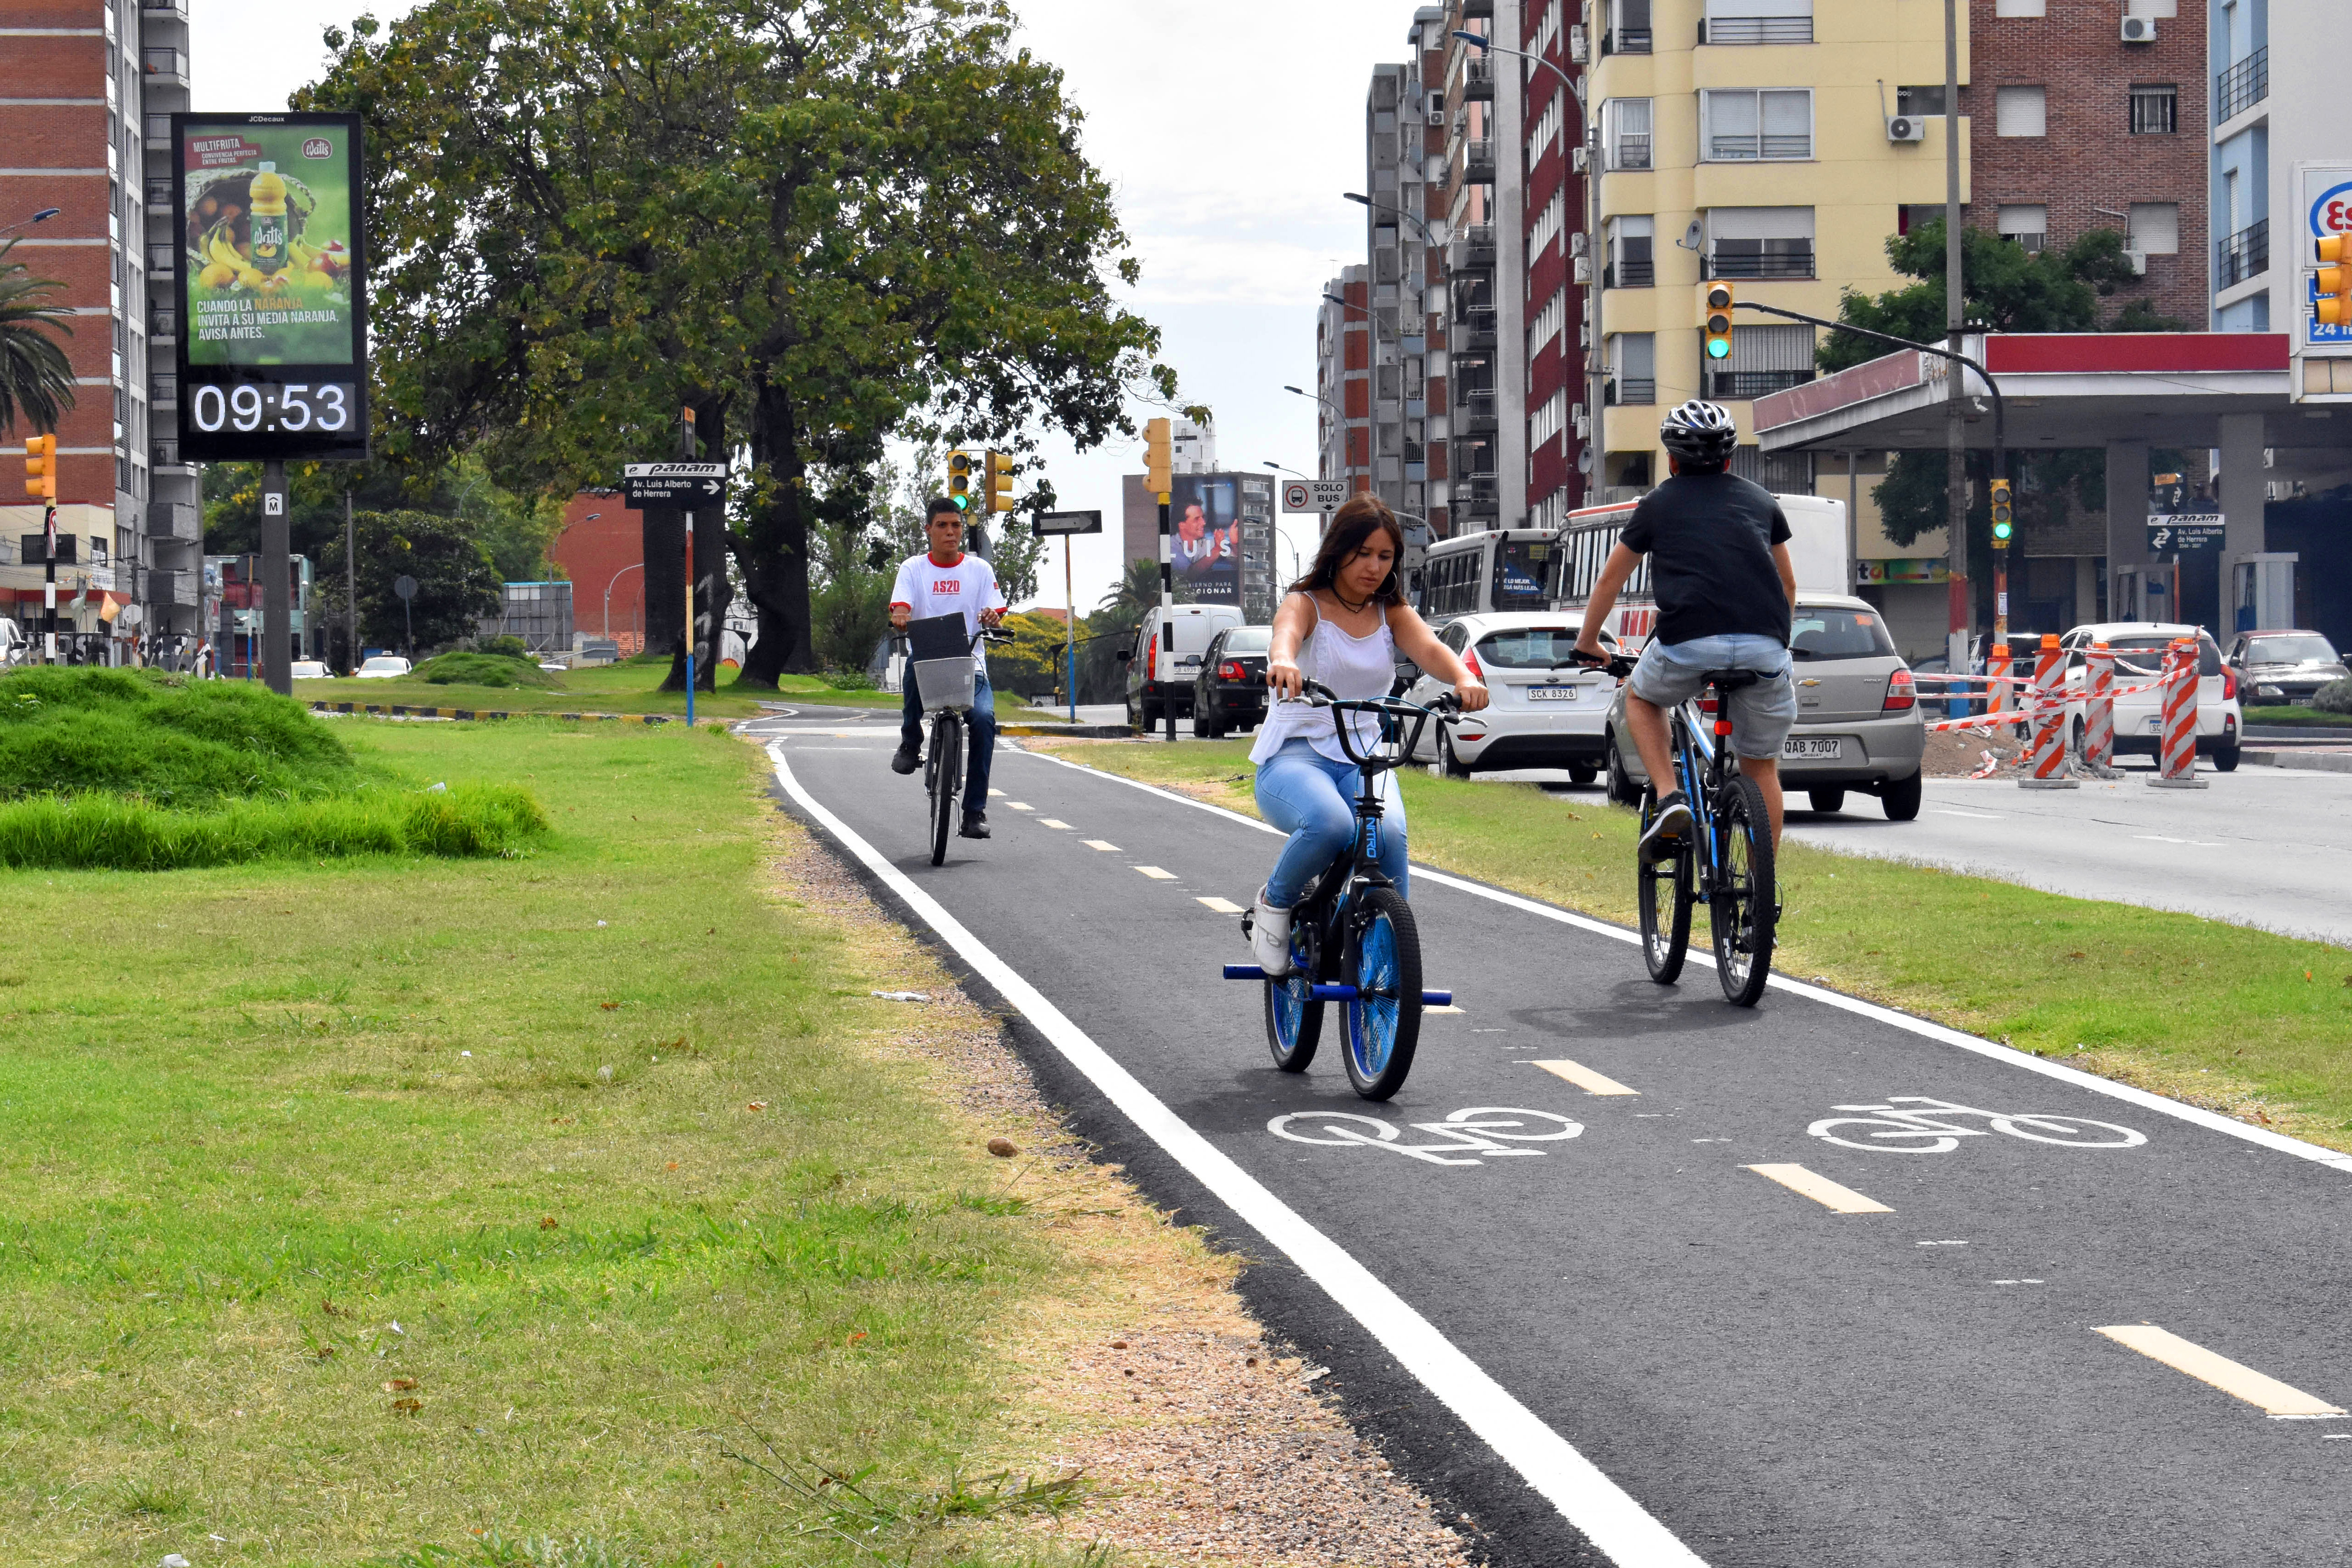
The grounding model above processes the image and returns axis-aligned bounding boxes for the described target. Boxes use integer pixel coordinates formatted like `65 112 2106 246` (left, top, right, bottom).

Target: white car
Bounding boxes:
1401 614 1619 781
290 659 333 680
2057 622 2240 770
355 655 413 680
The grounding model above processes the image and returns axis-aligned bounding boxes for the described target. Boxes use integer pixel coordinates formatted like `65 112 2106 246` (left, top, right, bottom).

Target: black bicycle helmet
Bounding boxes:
1659 399 1738 464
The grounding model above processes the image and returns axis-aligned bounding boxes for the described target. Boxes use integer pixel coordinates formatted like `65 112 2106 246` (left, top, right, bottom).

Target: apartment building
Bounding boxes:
1310 268 1373 530
0 0 200 655
1589 0 1962 498
1439 0 1529 534
1359 59 1438 545
1520 0 1592 531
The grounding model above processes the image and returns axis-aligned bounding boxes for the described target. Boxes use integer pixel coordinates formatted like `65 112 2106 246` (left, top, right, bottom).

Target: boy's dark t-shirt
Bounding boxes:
1619 471 1793 647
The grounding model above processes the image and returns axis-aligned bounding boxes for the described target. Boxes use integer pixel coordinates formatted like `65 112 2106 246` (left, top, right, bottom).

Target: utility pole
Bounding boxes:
1064 534 1077 724
344 488 357 673
1145 418 1176 743
678 406 697 729
1942 0 1969 689
41 495 57 664
261 460 292 695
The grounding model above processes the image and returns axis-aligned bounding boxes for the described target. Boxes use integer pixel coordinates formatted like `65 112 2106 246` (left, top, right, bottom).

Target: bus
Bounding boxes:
1411 528 1559 625
1548 493 1851 650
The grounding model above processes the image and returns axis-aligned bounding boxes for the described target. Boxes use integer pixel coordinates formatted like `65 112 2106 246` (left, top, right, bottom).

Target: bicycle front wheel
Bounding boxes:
1709 773 1775 1006
929 712 962 866
1264 919 1323 1074
1637 825 1694 985
1342 886 1423 1101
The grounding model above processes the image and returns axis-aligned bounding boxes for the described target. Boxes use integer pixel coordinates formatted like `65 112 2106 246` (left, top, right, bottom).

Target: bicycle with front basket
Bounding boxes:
1225 679 1459 1100
894 618 1011 867
1579 651 1778 1006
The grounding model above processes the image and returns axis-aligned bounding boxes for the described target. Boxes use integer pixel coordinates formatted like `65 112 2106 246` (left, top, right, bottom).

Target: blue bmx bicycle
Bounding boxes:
1226 679 1459 1100
1582 652 1778 1007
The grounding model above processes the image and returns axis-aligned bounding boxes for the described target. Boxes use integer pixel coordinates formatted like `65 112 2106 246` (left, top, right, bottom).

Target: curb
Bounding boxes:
310 701 725 727
2244 747 2352 774
1001 723 1136 738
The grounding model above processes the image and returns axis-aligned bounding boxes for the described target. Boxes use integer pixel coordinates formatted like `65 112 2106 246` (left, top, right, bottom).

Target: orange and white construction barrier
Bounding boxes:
2149 637 2208 790
2019 634 2078 789
1986 641 2013 730
2078 641 2123 778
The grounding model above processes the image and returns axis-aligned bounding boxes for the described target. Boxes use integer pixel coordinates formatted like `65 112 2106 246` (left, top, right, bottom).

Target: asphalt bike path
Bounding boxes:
747 714 2352 1568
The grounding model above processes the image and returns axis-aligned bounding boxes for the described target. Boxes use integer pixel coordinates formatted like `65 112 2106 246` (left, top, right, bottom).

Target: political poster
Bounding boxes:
1169 474 1242 604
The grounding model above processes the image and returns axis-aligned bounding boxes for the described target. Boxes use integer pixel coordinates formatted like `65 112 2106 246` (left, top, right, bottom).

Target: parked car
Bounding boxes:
0 616 25 666
1119 602 1244 729
538 659 570 673
355 655 413 680
1400 615 1620 781
2224 630 2348 708
1604 595 1926 819
2058 622 2240 769
289 658 333 680
1193 624 1271 738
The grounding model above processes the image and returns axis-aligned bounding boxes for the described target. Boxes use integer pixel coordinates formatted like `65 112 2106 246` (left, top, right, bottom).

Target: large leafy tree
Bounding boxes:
0 241 75 436
301 0 1188 688
315 509 504 657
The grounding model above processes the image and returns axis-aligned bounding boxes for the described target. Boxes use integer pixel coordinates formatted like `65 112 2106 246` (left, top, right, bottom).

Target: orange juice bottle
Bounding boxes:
249 163 289 275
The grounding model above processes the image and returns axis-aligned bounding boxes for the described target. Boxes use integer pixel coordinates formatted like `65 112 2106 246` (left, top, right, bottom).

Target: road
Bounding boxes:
750 709 2352 1568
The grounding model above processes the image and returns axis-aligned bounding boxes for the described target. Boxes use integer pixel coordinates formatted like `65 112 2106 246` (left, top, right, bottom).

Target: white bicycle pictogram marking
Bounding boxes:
1807 1096 2146 1154
1268 1106 1585 1166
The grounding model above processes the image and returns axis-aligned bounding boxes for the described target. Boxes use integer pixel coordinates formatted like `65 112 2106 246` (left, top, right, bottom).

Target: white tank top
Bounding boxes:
1248 596 1398 766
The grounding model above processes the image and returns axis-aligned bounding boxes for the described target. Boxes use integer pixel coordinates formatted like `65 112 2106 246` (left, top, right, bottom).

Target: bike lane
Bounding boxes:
757 721 2352 1568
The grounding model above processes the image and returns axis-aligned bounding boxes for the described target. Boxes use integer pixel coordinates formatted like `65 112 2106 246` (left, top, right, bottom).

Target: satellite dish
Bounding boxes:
1677 219 1704 252
1577 445 1595 474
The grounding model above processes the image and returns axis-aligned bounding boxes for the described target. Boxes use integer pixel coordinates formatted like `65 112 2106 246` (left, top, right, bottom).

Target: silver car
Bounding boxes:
1604 593 1926 820
2225 630 2349 709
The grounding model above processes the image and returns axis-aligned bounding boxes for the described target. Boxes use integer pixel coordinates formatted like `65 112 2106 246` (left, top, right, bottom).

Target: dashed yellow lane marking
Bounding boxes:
1006 802 1034 811
1196 897 1245 914
1083 839 1121 852
1425 1005 1465 1015
2095 1326 2348 1419
1038 819 1073 829
1532 1058 1639 1096
987 789 1006 797
1744 1163 1892 1215
1134 866 1177 880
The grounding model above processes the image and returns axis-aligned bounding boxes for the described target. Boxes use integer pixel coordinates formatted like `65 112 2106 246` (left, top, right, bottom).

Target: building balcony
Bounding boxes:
149 308 177 340
1457 55 1493 102
1463 138 1496 185
1457 0 1493 17
144 177 173 210
149 374 177 406
1454 307 1498 351
1447 223 1497 273
148 500 199 541
1605 258 1654 288
1705 368 1814 401
1607 378 1656 406
1698 15 1812 44
1455 388 1499 434
1601 28 1652 55
1608 135 1651 172
1705 248 1816 281
144 568 200 608
2217 218 2268 291
141 0 189 17
141 46 187 85
2216 46 2268 125
143 113 172 147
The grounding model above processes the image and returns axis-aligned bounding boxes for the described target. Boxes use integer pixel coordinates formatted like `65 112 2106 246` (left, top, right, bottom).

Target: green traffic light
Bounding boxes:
1706 338 1730 359
951 494 969 511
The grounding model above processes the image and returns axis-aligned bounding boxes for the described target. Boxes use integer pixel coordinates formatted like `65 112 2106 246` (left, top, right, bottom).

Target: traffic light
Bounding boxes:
1989 477 2014 544
945 449 975 512
1703 282 1735 362
23 434 56 502
2316 235 2352 330
986 450 1017 513
1144 417 1172 498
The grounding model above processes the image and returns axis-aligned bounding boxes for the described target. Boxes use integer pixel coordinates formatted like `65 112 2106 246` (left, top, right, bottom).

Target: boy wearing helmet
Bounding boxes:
1572 400 1798 861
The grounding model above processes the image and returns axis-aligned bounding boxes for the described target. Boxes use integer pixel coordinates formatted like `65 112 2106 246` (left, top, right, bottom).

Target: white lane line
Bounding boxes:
1134 866 1177 881
1006 802 1035 811
1082 839 1121 852
2134 834 2222 847
1532 1059 1640 1096
1426 1005 1466 1015
768 743 1710 1568
1745 1164 1893 1215
1038 819 1073 830
988 789 1006 797
1931 809 2006 820
1197 896 1245 914
2095 1326 2348 1419
1020 752 2352 1178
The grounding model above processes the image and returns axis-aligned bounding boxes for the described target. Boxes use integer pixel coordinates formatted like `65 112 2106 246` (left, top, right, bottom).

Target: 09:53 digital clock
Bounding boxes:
188 381 356 435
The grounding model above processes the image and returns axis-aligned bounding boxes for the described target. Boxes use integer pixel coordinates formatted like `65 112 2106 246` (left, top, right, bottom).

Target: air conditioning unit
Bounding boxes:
2124 249 2149 276
1568 24 1588 63
1570 146 1589 172
1886 115 1926 143
1569 231 1589 257
1573 255 1592 283
2121 14 2155 42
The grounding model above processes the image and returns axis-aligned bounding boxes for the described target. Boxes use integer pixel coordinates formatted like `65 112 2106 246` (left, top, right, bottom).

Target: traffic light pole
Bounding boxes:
1064 536 1077 724
1159 492 1176 744
40 500 56 664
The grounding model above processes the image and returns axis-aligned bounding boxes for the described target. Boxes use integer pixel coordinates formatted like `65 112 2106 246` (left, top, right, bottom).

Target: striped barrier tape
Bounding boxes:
1922 666 2192 732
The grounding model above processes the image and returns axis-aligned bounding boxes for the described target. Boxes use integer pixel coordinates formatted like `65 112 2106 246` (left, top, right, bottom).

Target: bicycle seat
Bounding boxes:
1704 669 1764 692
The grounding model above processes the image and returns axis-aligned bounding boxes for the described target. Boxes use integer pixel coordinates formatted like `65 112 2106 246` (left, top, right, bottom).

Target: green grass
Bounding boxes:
1036 739 2352 1150
0 666 360 806
0 722 1108 1565
0 783 547 869
302 664 1036 724
2242 705 2352 727
414 652 562 690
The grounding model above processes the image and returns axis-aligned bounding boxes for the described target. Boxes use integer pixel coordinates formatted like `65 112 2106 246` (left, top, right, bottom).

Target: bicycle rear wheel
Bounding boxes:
929 711 962 866
1264 918 1323 1073
1708 773 1775 1006
1342 885 1423 1101
1637 839 1693 984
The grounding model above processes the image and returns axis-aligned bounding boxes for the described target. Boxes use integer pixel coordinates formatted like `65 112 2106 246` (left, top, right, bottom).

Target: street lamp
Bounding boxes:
604 559 643 642
1343 190 1434 246
1453 29 1603 497
0 207 60 241
1263 460 1310 481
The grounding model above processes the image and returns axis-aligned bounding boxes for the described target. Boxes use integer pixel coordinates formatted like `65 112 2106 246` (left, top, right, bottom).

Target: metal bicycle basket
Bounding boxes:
905 613 978 714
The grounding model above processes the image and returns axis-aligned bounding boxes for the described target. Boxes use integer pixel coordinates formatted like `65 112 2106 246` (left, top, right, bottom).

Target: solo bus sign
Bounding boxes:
172 112 371 462
2302 164 2352 350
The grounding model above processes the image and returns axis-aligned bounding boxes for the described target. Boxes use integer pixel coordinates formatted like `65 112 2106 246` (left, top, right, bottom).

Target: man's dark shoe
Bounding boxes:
890 744 921 775
958 811 990 840
1638 791 1694 861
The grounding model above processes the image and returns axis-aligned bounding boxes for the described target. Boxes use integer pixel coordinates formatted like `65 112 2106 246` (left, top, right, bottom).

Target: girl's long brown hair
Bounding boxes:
1285 493 1407 606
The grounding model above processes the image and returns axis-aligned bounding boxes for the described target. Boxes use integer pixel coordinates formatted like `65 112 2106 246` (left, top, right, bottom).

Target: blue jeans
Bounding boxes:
1254 739 1408 907
903 666 996 808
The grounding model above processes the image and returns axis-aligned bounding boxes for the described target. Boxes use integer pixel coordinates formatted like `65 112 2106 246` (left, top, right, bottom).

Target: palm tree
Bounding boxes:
0 240 75 435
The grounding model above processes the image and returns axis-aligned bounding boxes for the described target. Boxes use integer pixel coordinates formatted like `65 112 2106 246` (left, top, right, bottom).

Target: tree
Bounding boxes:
1075 558 1191 703
1818 219 2140 375
204 454 562 581
300 0 1196 692
315 509 504 656
0 240 75 435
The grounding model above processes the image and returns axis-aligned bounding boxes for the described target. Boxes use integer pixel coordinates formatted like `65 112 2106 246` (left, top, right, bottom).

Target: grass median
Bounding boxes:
0 718 1136 1565
1030 737 2352 1153
299 662 1042 724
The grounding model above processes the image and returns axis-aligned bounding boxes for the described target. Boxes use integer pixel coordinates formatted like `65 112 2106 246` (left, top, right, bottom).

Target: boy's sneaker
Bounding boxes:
890 744 921 775
1638 791 1694 861
1249 886 1293 976
958 811 990 840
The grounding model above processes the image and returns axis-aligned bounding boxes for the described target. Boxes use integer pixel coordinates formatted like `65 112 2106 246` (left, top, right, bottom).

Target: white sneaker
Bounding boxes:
1250 886 1294 976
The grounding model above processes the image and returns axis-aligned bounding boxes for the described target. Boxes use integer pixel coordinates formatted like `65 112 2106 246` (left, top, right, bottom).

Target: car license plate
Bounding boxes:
2145 716 2164 732
1783 735 1845 760
1526 685 1577 702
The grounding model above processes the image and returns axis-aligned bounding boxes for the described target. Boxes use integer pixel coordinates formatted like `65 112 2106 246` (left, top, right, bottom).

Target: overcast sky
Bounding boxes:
194 1 1408 612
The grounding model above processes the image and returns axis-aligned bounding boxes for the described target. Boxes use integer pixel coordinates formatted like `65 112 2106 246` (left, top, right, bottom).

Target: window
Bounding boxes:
1528 91 1565 170
1609 333 1656 405
2128 202 2179 255
1709 206 1815 279
1527 289 1566 362
2129 84 2177 134
1997 203 2048 252
1611 214 1654 287
1996 86 2047 138
1530 390 1567 449
1704 0 1812 44
1994 0 2046 15
1707 322 1814 400
1896 85 1947 117
1703 89 1812 161
1606 98 1652 170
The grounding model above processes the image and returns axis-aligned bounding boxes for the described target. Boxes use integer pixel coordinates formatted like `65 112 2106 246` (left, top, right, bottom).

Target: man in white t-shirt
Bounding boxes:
889 497 1008 838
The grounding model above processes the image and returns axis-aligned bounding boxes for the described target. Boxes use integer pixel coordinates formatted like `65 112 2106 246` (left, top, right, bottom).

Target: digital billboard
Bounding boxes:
1169 474 1242 604
173 112 370 462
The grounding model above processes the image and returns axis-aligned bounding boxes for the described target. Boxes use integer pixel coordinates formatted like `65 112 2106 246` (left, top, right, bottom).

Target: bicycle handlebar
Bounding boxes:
1569 647 1637 680
1289 679 1460 770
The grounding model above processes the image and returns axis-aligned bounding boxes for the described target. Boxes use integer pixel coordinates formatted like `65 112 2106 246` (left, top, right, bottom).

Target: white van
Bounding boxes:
1552 493 1848 649
1121 602 1245 729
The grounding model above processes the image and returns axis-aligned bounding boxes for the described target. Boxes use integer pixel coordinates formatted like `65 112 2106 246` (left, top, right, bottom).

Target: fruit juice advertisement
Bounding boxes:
179 121 360 366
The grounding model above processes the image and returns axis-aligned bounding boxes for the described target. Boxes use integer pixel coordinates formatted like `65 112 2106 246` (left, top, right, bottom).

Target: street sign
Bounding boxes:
2145 513 2226 555
1033 509 1103 537
1281 479 1351 514
623 462 727 509
392 574 417 600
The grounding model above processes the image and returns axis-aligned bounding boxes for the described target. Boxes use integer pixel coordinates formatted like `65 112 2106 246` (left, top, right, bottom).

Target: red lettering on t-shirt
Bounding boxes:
933 578 960 595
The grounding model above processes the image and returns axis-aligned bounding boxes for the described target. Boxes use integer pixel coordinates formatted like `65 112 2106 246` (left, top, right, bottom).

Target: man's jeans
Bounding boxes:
902 666 996 808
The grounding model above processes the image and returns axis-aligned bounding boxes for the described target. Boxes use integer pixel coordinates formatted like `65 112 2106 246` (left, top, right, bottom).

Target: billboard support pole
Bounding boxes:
261 459 292 695
344 488 357 672
1065 535 1077 724
1159 492 1175 743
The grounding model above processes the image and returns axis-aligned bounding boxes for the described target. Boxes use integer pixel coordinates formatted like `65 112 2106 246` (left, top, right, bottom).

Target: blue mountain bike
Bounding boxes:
1227 680 1458 1100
